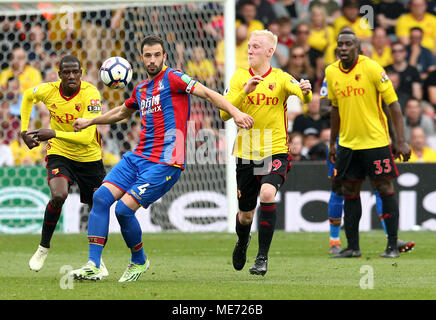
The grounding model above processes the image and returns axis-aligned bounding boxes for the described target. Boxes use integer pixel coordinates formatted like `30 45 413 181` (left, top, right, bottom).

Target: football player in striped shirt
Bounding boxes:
70 35 254 282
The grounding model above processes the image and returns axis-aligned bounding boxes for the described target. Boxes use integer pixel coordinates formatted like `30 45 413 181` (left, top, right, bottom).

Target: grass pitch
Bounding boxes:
1 231 436 300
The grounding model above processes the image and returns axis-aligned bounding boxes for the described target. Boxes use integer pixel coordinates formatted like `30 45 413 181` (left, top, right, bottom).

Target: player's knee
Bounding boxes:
115 200 135 220
238 210 255 225
259 185 276 203
51 191 68 207
92 186 116 209
373 180 394 196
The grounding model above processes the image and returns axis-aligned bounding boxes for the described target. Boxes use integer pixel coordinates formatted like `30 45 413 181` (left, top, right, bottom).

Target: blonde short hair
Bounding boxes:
250 29 278 52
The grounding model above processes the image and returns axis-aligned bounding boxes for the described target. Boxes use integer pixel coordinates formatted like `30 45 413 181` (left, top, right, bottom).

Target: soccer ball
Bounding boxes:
99 56 133 89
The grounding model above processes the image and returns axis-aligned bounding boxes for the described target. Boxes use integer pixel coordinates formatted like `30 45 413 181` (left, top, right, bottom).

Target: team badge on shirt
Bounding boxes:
268 83 276 91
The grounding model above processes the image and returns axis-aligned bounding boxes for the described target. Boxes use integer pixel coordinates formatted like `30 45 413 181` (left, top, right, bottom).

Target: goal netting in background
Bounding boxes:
0 1 239 233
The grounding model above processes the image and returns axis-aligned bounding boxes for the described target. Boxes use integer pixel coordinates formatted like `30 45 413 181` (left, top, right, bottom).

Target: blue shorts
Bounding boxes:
103 152 181 208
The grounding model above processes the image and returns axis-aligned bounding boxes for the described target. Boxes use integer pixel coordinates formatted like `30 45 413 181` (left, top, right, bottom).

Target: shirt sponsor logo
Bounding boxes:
335 86 365 98
141 94 162 114
245 93 279 105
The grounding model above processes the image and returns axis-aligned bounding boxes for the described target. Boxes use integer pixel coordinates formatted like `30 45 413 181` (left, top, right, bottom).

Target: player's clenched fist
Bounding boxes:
73 118 92 131
233 110 254 130
299 79 311 95
244 75 263 94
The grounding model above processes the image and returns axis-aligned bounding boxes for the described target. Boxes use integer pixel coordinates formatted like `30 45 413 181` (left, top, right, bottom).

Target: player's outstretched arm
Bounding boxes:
192 82 254 129
388 100 411 162
20 88 40 149
73 103 135 131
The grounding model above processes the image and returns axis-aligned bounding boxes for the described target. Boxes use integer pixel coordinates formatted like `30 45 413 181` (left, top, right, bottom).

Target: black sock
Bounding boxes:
380 193 399 249
258 202 277 257
40 202 62 248
235 212 251 244
343 196 362 250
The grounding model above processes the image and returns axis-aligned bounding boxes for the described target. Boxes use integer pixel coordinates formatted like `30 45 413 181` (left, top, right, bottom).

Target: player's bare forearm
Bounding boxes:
329 106 340 147
388 101 411 161
193 83 254 129
73 104 134 130
382 102 397 143
329 106 340 163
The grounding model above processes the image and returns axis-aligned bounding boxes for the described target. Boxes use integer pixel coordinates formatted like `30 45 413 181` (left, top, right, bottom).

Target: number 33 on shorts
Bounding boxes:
373 159 392 175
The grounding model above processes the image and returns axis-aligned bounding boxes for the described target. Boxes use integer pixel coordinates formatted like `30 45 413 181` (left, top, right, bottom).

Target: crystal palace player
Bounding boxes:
70 35 254 282
221 30 312 276
326 30 411 258
20 55 108 274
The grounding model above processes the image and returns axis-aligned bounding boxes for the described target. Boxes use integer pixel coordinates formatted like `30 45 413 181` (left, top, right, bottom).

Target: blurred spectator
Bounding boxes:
236 0 264 33
386 42 423 102
309 0 341 26
267 20 289 69
292 93 329 134
250 0 277 26
272 0 311 26
121 122 141 154
294 21 323 80
185 45 216 87
25 23 55 78
406 27 436 79
9 137 44 166
408 126 436 162
0 16 26 70
396 0 436 53
276 16 294 49
5 77 34 120
0 46 42 94
333 0 373 43
301 127 321 159
0 130 14 167
288 131 308 162
375 0 407 40
286 45 316 86
308 5 335 74
0 100 20 145
360 41 373 58
287 95 303 132
215 23 249 75
308 141 328 161
371 27 393 68
423 68 436 107
403 97 435 141
387 69 409 110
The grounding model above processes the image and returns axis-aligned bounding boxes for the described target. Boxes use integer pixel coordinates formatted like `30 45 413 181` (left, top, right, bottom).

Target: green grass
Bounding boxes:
1 231 436 300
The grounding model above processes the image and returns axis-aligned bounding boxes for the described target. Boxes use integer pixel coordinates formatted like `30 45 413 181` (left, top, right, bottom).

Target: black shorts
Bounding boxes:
334 145 398 182
236 153 292 212
46 155 106 204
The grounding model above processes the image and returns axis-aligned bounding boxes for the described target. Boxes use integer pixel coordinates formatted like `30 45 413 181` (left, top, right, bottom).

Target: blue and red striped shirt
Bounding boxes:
124 66 197 169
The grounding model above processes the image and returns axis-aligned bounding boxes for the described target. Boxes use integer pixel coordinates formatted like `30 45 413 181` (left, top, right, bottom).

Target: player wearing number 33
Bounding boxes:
70 35 254 282
326 30 411 258
221 29 312 276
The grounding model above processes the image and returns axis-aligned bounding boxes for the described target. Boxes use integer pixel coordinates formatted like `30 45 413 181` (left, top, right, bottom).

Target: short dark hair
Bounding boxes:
59 55 81 70
410 27 424 34
140 35 165 54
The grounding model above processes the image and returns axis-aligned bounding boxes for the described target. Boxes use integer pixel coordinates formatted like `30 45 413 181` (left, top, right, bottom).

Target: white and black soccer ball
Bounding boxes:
99 56 133 89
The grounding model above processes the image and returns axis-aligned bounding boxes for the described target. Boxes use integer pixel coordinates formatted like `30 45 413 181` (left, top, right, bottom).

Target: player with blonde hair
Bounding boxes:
221 29 312 275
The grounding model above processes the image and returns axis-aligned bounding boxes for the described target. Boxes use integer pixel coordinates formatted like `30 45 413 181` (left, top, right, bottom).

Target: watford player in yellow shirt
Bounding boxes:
326 30 411 259
221 29 312 276
21 55 107 274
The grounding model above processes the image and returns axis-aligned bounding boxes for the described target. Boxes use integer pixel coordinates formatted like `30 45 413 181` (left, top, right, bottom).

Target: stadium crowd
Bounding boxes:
1 0 436 168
